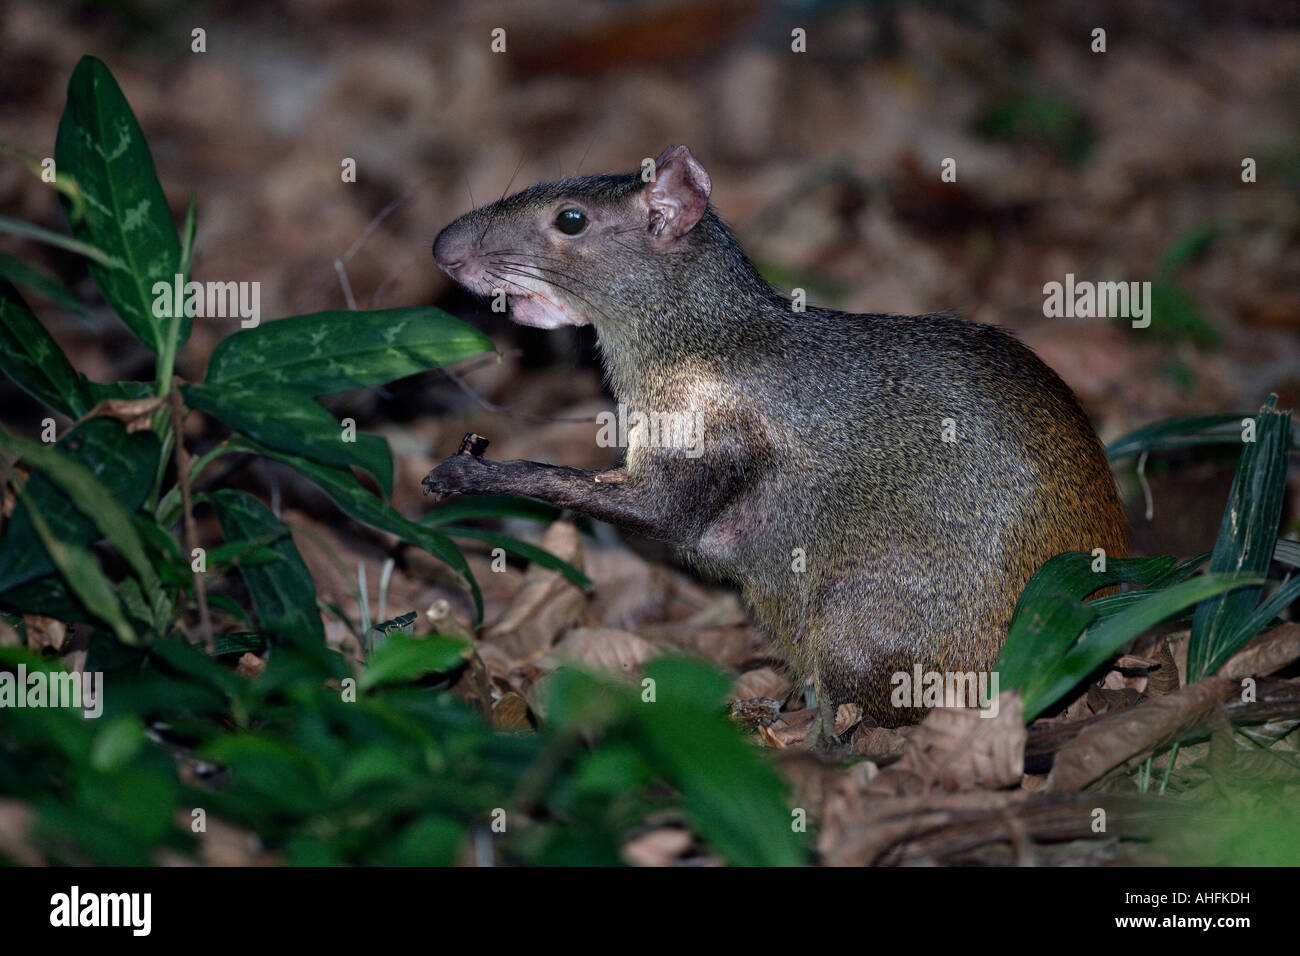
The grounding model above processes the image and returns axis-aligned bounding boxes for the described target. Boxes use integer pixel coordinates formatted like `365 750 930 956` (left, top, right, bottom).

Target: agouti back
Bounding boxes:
424 145 1128 730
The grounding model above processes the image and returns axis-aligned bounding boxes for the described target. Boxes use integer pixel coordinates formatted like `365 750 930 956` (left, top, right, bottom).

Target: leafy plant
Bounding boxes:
0 55 798 868
0 55 595 644
1000 396 1296 720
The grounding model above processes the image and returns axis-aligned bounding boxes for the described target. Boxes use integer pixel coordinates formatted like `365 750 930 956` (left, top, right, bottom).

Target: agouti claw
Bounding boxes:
801 696 840 752
422 451 491 501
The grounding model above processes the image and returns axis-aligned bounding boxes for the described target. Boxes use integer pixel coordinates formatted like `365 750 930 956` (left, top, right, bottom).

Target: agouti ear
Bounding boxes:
645 145 711 244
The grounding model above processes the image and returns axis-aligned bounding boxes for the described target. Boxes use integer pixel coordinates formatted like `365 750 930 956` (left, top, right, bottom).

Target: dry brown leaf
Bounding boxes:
873 692 1026 793
835 702 863 735
1146 640 1181 696
729 697 782 728
1086 684 1143 714
85 396 166 432
585 543 670 628
622 827 694 867
759 706 815 748
490 692 533 731
548 626 660 674
175 810 277 866
484 521 587 660
1166 630 1190 685
235 653 266 678
683 625 763 668
23 614 66 653
733 666 790 701
1048 677 1238 791
0 798 42 866
851 724 908 758
1218 622 1300 681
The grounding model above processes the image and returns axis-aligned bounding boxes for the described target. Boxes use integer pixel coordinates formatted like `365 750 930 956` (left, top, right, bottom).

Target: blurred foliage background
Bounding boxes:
2 0 1296 566
0 0 1297 865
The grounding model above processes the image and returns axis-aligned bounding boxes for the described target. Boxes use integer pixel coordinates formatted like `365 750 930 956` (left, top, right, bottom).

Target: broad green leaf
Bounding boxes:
1050 553 1209 620
633 657 804 866
1021 573 1261 719
55 56 182 353
379 814 466 866
183 382 393 497
359 633 471 690
82 380 154 403
1189 398 1292 680
234 438 482 622
1157 226 1219 274
208 630 266 656
209 489 325 646
998 552 1182 687
1106 413 1255 459
0 574 88 623
420 494 561 528
200 733 329 816
0 254 88 315
441 525 591 590
1274 538 1300 570
89 715 145 772
20 491 136 645
1228 576 1300 651
0 279 91 417
0 420 160 595
204 307 494 394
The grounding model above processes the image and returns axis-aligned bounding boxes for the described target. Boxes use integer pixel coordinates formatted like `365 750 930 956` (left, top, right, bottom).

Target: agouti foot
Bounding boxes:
800 697 841 752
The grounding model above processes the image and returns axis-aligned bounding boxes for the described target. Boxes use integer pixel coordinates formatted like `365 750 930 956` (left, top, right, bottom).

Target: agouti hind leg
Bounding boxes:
800 679 840 751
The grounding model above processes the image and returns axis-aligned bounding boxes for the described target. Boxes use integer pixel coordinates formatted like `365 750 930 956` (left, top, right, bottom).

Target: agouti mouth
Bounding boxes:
506 291 589 330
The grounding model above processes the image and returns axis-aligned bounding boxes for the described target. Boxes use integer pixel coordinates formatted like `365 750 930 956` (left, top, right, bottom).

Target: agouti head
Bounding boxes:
433 146 768 336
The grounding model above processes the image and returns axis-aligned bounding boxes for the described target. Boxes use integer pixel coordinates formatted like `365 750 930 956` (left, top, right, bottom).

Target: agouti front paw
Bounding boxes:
421 453 492 500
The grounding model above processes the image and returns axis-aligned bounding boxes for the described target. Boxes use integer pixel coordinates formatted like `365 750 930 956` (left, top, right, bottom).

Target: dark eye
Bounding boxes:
554 207 587 235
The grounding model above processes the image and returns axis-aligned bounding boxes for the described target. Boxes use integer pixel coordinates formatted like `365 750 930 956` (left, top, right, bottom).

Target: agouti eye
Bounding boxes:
554 208 587 235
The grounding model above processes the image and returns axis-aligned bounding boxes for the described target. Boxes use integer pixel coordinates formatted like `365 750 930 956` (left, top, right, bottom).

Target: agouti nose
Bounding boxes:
433 227 469 275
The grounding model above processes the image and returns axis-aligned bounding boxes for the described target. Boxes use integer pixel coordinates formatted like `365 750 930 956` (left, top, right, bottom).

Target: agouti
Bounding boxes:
423 145 1128 737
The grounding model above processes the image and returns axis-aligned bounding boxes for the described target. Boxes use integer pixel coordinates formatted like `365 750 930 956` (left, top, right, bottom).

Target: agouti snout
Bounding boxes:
425 145 1128 738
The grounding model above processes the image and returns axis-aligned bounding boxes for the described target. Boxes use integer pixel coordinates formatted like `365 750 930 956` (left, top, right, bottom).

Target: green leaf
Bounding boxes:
1144 279 1220 347
997 552 1182 690
359 632 471 690
441 525 591 590
235 439 482 622
380 814 466 866
0 215 123 270
1106 413 1255 459
209 489 325 646
1189 398 1293 680
0 254 88 316
54 55 182 353
183 382 393 497
0 420 160 596
1228 575 1300 650
1157 226 1219 274
0 278 92 417
82 379 155 404
201 733 329 816
90 716 145 772
634 657 804 866
1274 539 1300 570
204 307 494 394
420 494 561 528
20 490 136 645
1019 573 1261 719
